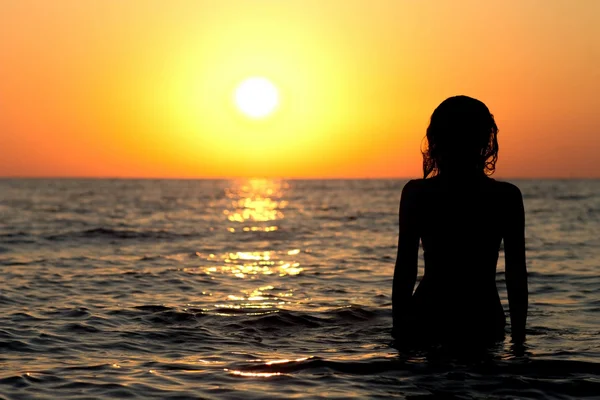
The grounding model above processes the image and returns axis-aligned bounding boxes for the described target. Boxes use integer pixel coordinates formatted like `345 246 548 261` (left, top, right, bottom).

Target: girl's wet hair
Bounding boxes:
422 95 499 178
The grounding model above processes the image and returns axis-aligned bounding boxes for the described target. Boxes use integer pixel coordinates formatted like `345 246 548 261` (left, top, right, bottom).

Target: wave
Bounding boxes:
0 231 37 244
123 304 384 332
46 227 197 241
232 356 600 386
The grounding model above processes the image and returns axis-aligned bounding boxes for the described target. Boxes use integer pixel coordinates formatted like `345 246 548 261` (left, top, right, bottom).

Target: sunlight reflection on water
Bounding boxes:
223 178 289 229
198 179 303 315
224 369 282 378
203 251 303 278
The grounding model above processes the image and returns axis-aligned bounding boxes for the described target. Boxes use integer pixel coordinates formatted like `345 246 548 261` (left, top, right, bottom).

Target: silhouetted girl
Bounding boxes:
392 95 528 346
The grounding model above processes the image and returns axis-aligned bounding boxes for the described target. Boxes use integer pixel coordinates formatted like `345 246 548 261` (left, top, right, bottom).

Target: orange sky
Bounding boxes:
1 1 599 178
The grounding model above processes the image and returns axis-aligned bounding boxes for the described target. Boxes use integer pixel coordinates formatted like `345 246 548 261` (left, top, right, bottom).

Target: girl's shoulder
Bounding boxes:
488 179 523 199
400 178 426 197
404 176 522 200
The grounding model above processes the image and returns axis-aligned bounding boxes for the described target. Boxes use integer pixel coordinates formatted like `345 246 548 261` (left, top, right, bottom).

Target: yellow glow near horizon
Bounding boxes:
234 77 279 119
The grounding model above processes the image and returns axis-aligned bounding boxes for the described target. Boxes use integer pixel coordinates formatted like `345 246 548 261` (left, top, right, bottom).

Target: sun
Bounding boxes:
234 77 279 119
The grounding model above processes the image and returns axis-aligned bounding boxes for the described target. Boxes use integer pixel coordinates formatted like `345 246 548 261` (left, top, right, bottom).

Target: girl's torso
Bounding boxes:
407 175 512 339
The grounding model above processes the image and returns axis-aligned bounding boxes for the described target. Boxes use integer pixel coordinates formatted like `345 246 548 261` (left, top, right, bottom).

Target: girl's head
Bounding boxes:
422 95 499 178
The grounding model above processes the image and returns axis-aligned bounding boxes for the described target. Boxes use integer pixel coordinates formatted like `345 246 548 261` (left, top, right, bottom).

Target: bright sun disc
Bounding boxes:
234 77 279 119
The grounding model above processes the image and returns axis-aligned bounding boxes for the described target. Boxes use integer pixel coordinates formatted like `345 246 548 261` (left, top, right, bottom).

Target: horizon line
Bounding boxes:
1 176 599 181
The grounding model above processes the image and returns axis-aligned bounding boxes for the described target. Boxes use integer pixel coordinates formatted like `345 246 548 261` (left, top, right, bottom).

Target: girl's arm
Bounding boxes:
392 180 420 339
504 184 528 342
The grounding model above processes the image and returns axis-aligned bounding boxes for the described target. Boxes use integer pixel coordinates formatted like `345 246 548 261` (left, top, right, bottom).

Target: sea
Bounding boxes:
1 178 598 399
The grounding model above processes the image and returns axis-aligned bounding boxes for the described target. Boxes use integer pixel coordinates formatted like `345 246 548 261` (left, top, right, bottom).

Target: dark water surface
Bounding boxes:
1 179 599 399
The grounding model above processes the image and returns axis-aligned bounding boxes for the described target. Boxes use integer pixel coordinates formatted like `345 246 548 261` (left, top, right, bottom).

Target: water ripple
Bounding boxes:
1 179 599 399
